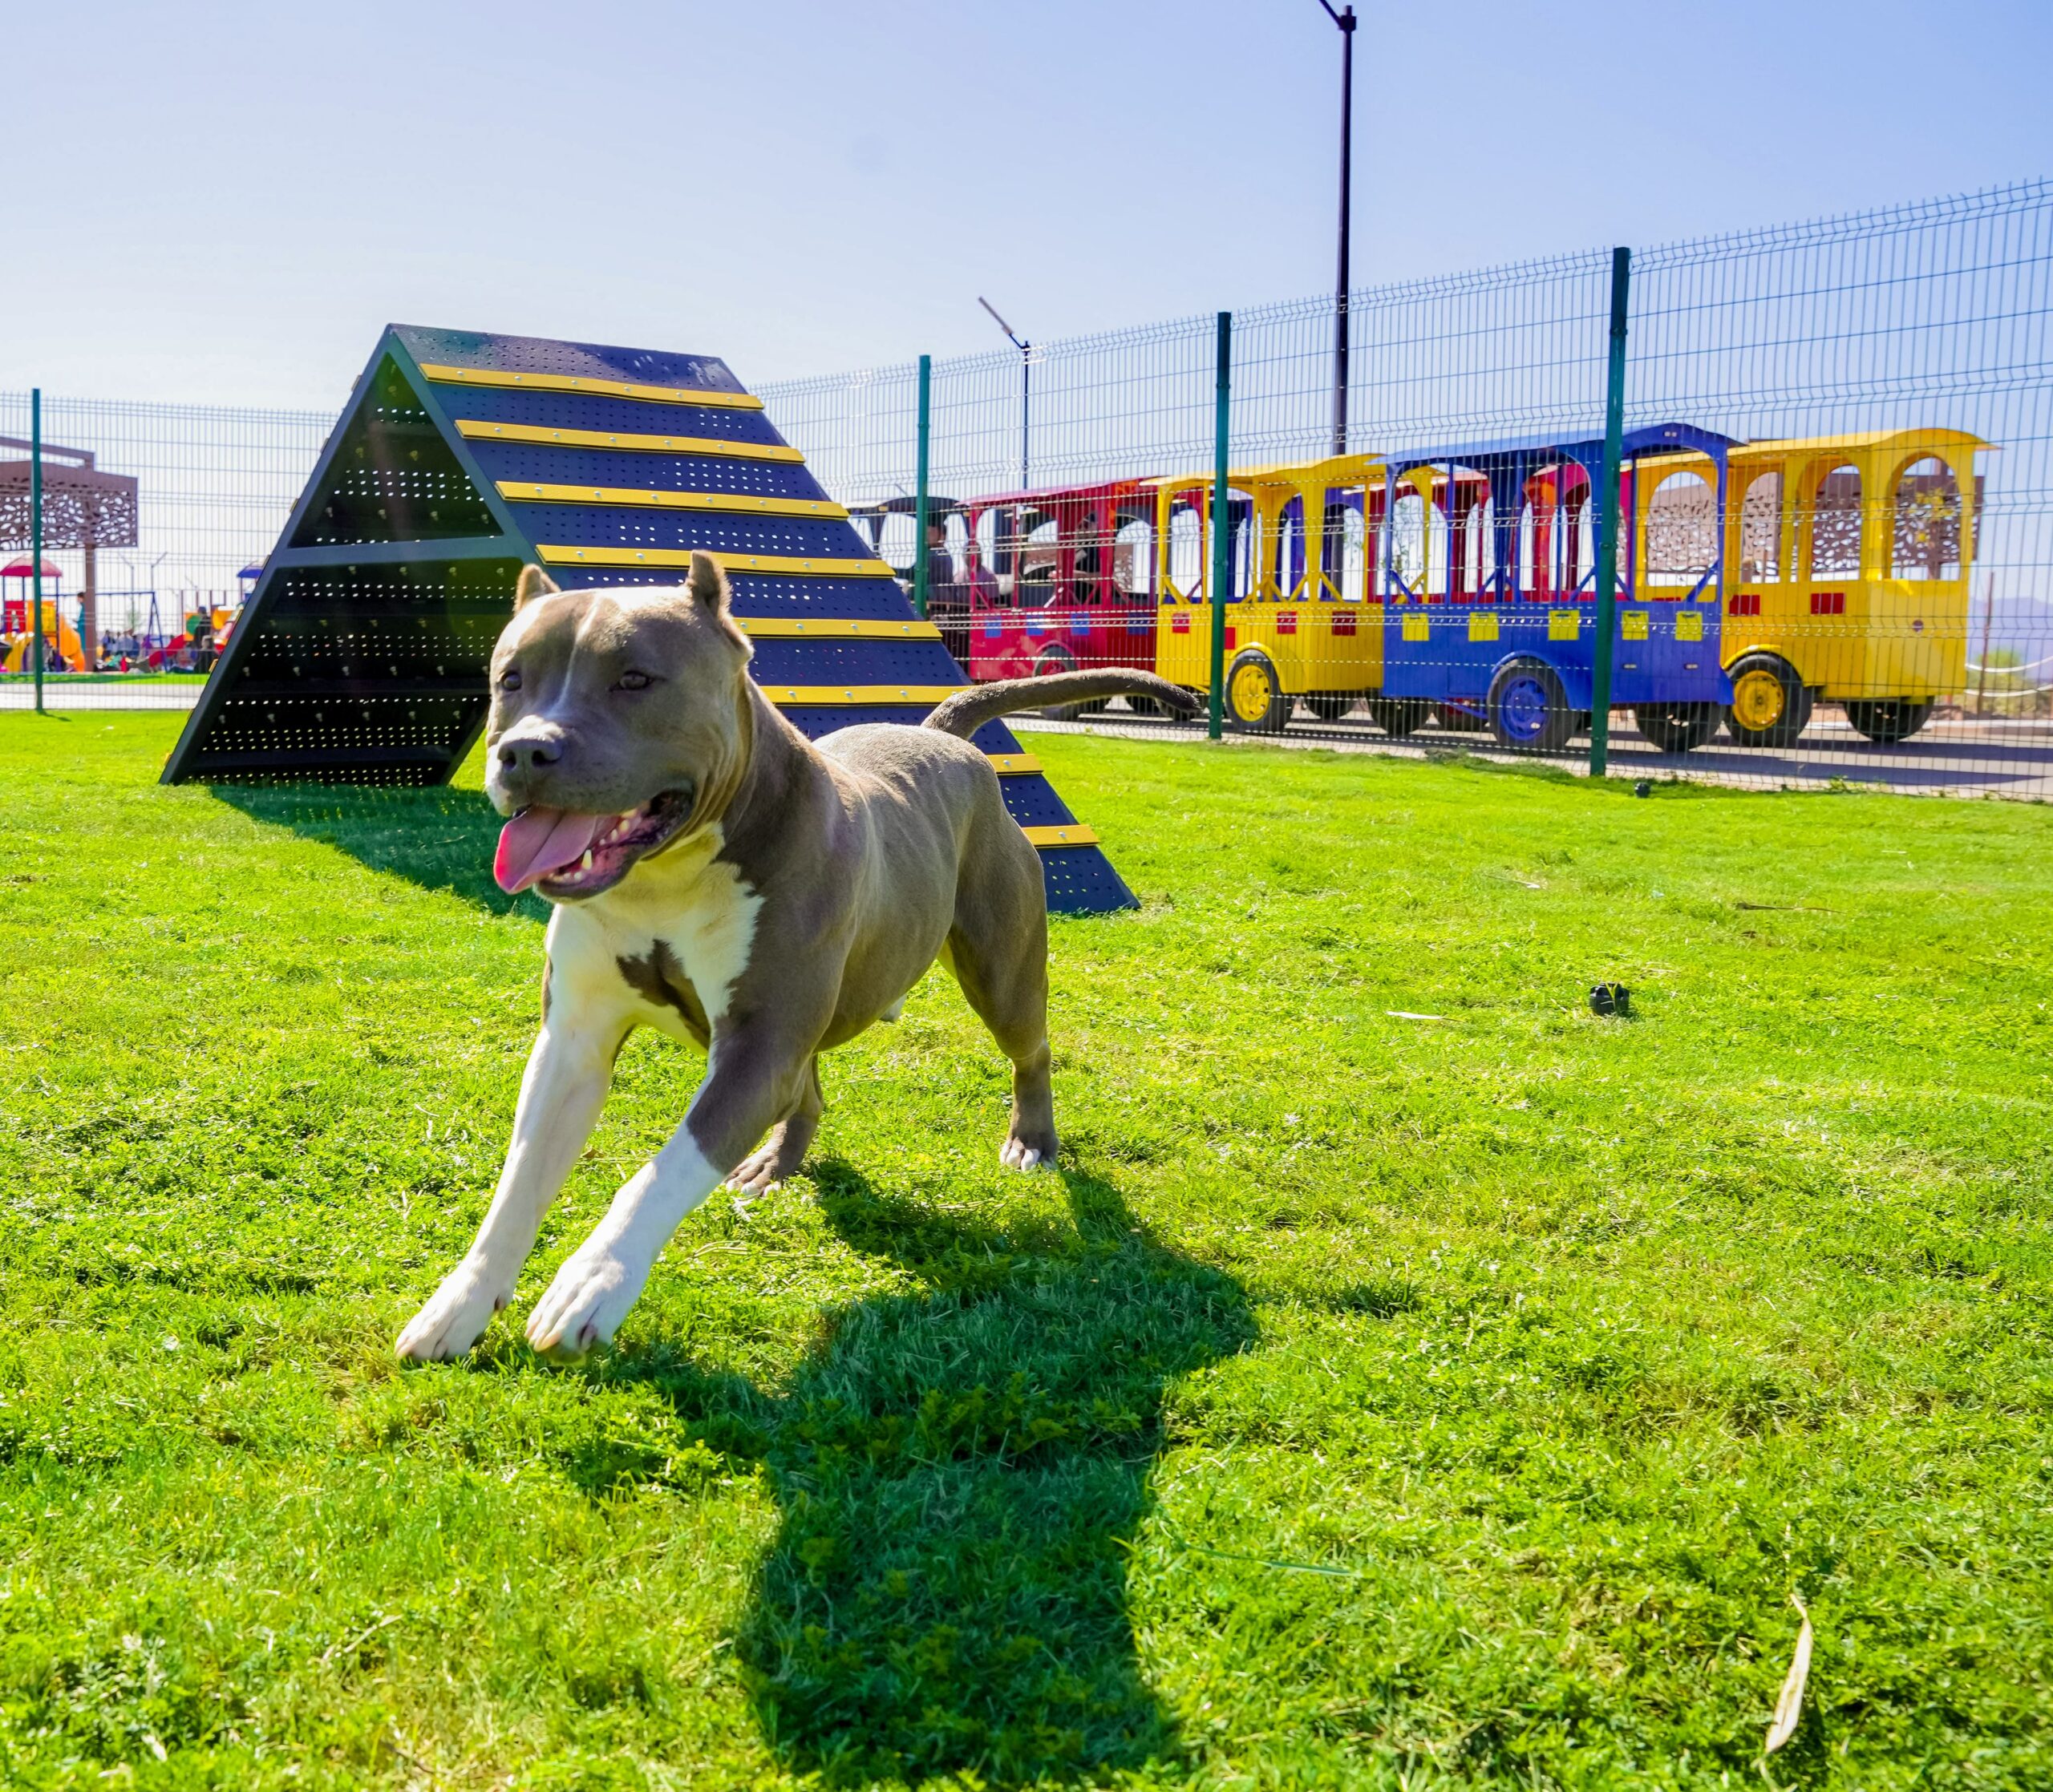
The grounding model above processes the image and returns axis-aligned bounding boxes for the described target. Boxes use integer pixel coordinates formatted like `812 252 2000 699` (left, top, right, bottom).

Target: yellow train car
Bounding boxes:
1665 428 1985 744
1151 452 1387 731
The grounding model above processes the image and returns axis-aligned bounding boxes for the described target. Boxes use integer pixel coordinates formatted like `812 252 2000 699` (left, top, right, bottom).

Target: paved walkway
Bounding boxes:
1014 705 2053 799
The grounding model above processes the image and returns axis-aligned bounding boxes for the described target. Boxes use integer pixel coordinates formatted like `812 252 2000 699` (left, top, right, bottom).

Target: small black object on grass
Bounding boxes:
1634 780 1652 798
1589 981 1631 1017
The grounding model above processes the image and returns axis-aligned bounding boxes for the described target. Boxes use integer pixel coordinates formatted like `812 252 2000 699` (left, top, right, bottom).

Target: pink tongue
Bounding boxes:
495 807 611 894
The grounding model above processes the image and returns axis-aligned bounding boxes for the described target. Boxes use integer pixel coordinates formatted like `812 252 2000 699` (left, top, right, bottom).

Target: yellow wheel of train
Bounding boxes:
1723 653 1812 749
1226 649 1291 734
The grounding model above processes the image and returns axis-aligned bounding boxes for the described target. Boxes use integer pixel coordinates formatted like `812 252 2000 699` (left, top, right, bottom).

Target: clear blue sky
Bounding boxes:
6 0 2050 410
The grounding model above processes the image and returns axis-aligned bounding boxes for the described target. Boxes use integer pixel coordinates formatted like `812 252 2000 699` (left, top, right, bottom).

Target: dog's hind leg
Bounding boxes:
726 1055 824 1196
945 828 1059 1171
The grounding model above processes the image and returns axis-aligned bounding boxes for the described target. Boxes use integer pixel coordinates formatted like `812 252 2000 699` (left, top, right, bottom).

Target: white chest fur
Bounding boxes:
544 825 763 1041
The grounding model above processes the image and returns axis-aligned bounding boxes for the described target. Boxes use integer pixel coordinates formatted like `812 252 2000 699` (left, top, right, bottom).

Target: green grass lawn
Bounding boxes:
0 713 2048 1790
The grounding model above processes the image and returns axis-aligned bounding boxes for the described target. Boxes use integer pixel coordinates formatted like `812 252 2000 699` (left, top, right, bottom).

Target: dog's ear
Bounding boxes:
682 552 749 653
684 550 733 621
512 564 559 609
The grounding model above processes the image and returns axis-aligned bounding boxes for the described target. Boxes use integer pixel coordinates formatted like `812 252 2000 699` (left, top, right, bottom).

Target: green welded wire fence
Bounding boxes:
765 179 2053 799
4 178 2049 803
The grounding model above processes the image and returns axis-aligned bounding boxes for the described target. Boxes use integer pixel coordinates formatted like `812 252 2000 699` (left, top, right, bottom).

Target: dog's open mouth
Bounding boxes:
494 789 693 899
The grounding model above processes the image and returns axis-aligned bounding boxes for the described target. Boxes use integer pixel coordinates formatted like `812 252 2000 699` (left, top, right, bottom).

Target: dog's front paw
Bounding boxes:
998 1132 1058 1173
525 1240 650 1362
395 1260 511 1361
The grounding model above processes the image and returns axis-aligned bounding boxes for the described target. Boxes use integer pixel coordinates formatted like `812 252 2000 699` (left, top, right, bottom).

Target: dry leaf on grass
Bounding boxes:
1764 1592 1814 1756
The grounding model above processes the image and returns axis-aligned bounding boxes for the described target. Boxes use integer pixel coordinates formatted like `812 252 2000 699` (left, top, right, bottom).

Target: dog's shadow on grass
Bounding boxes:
211 783 540 918
595 1159 1256 1786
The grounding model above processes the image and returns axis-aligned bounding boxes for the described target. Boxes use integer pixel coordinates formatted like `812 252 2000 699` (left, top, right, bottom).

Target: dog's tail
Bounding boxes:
923 669 1199 739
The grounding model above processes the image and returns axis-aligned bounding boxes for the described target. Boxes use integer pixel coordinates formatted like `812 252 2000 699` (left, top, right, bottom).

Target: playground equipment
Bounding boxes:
0 436 139 658
163 326 1138 914
1664 427 1986 745
1 595 86 673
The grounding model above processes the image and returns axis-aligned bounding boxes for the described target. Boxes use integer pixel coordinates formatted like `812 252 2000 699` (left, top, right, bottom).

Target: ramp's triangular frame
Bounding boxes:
163 326 1136 913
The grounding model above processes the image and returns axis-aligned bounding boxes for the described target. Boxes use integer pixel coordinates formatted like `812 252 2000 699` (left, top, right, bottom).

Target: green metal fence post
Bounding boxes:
912 354 931 622
1588 247 1630 778
30 388 44 716
1209 312 1232 740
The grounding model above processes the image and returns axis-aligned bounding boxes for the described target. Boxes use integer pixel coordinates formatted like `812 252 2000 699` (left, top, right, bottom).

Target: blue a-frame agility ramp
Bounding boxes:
161 326 1136 914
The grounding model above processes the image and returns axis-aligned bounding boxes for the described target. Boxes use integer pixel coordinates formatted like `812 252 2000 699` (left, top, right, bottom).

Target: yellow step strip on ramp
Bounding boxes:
986 751 1043 775
422 363 764 410
498 480 847 520
538 544 891 577
456 419 804 461
737 617 939 640
758 684 966 706
1021 824 1099 847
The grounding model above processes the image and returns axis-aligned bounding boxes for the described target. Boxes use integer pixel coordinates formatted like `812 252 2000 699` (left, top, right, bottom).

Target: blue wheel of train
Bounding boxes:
1487 658 1573 752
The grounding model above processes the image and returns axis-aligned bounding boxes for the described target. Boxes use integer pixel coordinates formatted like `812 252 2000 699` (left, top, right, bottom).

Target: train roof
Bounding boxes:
1381 422 1739 470
962 475 1159 508
1723 427 1991 456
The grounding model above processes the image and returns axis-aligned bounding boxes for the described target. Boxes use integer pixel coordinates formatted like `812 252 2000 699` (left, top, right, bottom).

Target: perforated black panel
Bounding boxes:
290 360 502 546
470 443 830 501
1041 848 1138 914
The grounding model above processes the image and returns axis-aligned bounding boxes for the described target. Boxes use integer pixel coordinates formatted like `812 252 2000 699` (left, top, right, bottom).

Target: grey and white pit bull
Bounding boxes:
395 555 1193 1362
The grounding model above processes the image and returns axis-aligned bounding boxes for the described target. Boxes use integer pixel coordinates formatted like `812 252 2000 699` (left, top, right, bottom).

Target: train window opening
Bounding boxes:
1740 470 1783 581
1018 516 1060 603
1273 502 1303 601
1390 489 1448 597
1808 465 1863 577
1457 489 1495 599
974 508 1009 586
1326 501 1367 601
877 511 917 572
1113 516 1152 596
1645 468 1715 591
1071 509 1103 600
1892 455 1962 579
1168 503 1205 598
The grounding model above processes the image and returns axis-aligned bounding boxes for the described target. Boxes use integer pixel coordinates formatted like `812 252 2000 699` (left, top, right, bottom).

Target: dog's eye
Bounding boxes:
498 669 521 692
614 670 654 692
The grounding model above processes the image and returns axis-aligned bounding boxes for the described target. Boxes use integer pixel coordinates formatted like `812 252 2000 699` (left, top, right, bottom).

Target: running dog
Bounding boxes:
395 556 1192 1361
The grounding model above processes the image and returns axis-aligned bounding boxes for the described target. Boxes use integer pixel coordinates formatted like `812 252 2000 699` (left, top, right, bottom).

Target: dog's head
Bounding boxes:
484 555 753 900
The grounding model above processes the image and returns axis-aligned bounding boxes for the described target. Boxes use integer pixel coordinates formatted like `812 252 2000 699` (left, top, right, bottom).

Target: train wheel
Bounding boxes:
1364 697 1431 738
1634 702 1721 754
1723 653 1812 747
1303 691 1357 722
1843 698 1934 743
1225 649 1292 734
1487 658 1573 751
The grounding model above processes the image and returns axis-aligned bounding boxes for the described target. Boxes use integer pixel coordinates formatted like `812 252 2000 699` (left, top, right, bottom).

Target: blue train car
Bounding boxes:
1375 423 1737 751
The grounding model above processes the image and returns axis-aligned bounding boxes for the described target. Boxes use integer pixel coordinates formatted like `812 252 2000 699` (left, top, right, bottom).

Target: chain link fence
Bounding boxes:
5 180 2048 797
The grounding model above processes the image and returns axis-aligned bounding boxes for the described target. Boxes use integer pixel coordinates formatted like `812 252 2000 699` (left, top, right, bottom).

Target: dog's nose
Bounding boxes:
498 732 564 774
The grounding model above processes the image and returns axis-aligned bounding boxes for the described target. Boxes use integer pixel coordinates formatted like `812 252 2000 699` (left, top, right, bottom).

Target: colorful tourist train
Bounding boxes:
868 425 1984 750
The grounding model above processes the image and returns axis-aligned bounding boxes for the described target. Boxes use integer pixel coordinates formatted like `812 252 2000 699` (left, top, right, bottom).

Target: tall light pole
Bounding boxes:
978 296 1031 490
1316 1 1357 457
